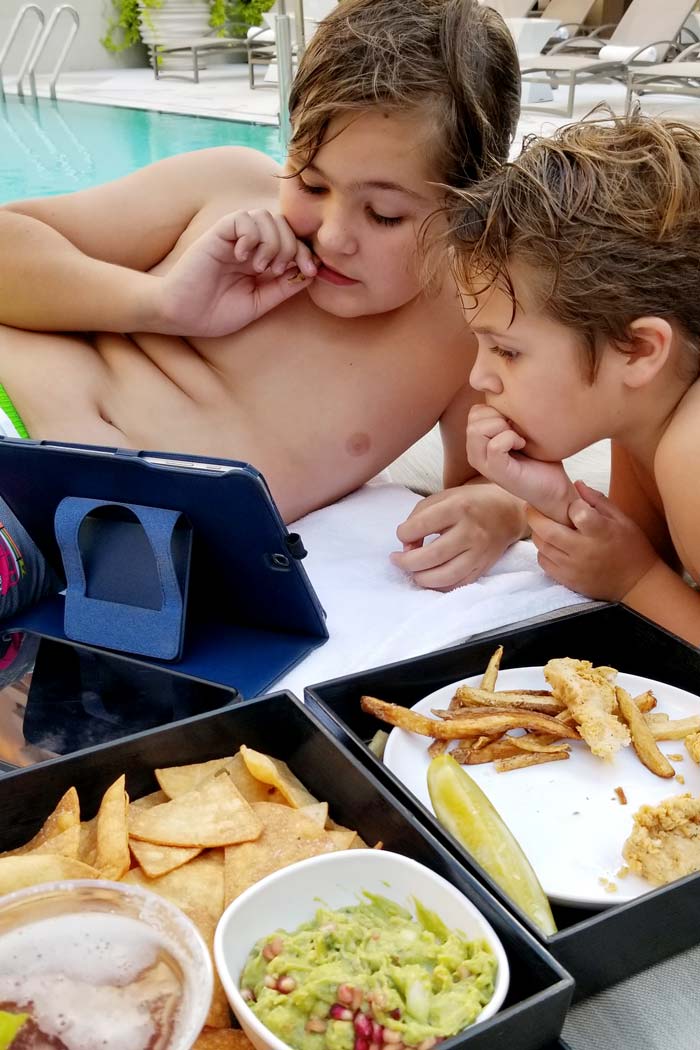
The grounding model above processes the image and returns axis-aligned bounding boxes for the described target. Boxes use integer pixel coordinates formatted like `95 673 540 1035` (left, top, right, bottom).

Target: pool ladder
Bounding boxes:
0 4 80 102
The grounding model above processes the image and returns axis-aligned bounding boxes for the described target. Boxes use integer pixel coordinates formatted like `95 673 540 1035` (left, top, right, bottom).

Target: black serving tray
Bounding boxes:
0 692 572 1050
304 602 700 999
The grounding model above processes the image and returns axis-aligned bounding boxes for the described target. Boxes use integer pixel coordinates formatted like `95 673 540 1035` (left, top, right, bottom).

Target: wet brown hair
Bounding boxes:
288 0 520 187
449 112 700 380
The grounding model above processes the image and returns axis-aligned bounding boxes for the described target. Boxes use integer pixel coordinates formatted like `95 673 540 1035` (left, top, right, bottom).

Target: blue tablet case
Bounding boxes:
0 438 328 696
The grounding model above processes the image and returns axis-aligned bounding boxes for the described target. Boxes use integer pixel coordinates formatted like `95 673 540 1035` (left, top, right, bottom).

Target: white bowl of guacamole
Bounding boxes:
214 849 509 1050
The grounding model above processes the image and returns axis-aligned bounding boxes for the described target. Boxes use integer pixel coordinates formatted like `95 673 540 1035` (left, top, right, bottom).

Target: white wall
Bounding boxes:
0 0 148 74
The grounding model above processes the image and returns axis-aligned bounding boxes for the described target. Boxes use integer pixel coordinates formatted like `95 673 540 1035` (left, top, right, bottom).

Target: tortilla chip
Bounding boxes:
123 854 228 1028
156 759 236 799
15 824 81 860
299 802 328 828
0 854 101 895
130 790 169 811
129 838 202 878
193 1030 254 1050
0 787 80 858
128 774 262 848
157 755 286 806
224 803 354 905
78 775 130 880
239 746 317 808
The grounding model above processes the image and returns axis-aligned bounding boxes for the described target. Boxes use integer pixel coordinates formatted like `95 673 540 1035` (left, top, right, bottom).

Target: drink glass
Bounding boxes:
0 879 213 1050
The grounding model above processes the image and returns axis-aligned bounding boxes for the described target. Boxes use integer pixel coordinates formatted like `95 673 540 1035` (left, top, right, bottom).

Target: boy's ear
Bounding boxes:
619 317 674 389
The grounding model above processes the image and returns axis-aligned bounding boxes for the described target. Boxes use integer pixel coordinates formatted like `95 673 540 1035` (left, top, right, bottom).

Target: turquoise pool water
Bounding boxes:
0 97 283 203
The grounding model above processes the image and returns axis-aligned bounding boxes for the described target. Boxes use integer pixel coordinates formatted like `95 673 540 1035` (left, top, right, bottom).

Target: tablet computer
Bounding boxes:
0 438 328 696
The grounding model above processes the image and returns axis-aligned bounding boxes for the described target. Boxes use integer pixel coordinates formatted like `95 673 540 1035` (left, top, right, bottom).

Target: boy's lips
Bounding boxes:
315 258 359 286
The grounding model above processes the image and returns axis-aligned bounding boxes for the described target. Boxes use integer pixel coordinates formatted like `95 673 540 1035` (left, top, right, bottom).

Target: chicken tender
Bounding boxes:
685 732 700 764
544 657 630 760
623 794 700 885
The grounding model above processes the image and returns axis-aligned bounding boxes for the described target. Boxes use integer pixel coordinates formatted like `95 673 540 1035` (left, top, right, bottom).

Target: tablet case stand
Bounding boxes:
0 439 329 697
55 498 193 662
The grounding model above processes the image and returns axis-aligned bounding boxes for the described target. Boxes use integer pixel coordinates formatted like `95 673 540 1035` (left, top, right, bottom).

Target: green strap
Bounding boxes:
0 384 29 438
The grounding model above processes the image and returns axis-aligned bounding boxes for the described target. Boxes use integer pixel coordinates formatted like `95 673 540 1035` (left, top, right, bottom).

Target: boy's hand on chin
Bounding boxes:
157 210 317 337
390 483 524 591
527 481 660 600
467 404 576 525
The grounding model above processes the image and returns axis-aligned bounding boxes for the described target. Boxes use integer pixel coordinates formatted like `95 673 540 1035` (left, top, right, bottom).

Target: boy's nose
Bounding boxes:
316 210 358 255
469 350 502 394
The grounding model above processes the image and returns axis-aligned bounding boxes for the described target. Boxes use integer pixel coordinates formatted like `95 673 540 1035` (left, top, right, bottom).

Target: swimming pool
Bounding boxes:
0 97 283 203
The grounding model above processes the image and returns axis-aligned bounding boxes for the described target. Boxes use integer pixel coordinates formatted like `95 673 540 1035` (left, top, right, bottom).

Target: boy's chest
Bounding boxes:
190 293 468 453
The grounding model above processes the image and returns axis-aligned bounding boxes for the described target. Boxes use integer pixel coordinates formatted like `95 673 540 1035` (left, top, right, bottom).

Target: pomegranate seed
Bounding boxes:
278 976 297 994
354 1014 372 1038
390 1010 401 1021
369 1042 381 1050
330 1005 353 1022
371 1023 383 1043
352 987 364 1011
262 936 284 960
355 1039 369 1050
383 1032 401 1044
306 1019 327 1034
337 985 355 1006
263 975 278 989
418 1041 436 1050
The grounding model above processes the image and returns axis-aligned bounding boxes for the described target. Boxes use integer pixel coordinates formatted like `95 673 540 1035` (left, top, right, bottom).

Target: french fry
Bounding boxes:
494 751 569 773
360 696 579 740
616 687 674 779
633 690 657 714
452 740 523 764
480 645 503 691
428 646 504 757
452 686 563 715
511 736 571 754
649 716 700 741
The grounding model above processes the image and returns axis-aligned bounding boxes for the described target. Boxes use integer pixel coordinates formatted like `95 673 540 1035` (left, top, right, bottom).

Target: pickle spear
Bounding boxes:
427 753 557 935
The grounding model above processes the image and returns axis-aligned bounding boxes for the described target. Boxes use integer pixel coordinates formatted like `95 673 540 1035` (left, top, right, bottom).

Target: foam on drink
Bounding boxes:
0 911 184 1050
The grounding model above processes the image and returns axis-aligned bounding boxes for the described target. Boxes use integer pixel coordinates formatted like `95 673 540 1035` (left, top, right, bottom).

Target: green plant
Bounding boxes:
102 0 232 53
224 0 277 38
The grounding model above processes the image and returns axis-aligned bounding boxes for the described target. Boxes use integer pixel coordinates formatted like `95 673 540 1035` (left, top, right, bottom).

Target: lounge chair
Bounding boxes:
625 38 700 110
519 0 698 116
153 31 249 83
479 0 537 15
247 0 337 89
534 0 600 51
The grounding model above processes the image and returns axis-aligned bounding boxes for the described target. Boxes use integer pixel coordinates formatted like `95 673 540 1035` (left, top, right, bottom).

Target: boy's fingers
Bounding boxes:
252 270 314 316
391 532 464 573
487 429 525 455
294 240 318 277
410 551 484 591
574 480 618 518
270 217 299 273
249 210 282 271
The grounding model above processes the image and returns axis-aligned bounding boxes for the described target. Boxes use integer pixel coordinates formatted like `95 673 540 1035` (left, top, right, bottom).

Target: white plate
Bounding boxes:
383 667 700 909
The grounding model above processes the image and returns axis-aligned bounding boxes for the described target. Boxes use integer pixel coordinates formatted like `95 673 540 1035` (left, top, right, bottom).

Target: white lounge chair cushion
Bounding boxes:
598 42 658 63
247 26 276 42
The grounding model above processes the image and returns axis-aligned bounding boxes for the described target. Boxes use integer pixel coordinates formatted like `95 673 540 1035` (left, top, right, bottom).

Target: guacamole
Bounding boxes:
240 893 497 1050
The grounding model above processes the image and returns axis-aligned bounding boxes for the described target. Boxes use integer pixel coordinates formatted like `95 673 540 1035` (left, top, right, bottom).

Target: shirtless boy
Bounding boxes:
450 114 700 645
0 0 528 613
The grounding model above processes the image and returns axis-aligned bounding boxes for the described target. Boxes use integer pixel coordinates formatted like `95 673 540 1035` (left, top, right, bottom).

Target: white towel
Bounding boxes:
277 481 589 698
598 43 657 64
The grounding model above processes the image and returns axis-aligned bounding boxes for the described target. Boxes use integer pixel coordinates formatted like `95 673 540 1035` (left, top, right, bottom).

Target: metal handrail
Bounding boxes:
18 4 80 100
0 3 45 102
276 13 293 152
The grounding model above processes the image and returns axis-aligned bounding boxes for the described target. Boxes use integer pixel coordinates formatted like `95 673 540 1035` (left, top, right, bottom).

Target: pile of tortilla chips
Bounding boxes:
0 746 365 1048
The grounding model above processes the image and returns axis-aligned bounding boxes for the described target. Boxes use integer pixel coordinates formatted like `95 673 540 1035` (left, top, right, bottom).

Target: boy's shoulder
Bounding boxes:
161 145 282 194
